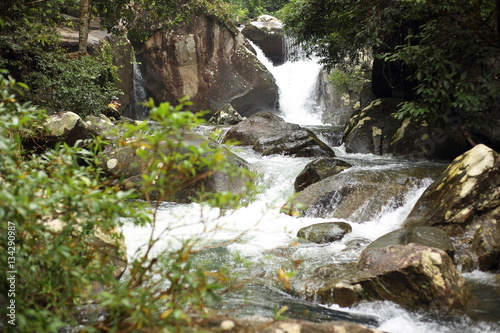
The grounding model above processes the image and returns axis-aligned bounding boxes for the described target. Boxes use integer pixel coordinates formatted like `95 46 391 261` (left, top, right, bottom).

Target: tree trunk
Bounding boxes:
78 0 92 55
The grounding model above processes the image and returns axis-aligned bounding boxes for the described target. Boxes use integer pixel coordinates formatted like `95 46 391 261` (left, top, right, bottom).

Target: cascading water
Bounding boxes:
248 38 323 125
130 55 150 120
121 40 500 332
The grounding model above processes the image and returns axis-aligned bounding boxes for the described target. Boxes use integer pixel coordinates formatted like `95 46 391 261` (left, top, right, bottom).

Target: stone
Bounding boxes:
241 15 284 65
365 226 455 258
294 157 352 192
295 244 472 312
137 14 279 119
343 98 470 159
297 222 352 244
403 144 500 271
209 104 245 125
315 68 360 126
224 112 335 157
283 166 443 222
24 111 99 153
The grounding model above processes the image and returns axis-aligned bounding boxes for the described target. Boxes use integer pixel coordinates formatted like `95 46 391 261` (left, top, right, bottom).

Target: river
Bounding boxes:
121 40 500 332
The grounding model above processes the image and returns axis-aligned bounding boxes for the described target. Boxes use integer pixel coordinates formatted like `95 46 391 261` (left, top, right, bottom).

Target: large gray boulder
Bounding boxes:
24 111 98 152
343 98 470 159
297 222 352 244
294 244 472 312
294 157 352 192
403 144 500 271
223 112 335 157
137 14 279 118
241 15 284 65
315 68 360 126
365 226 455 258
282 166 443 222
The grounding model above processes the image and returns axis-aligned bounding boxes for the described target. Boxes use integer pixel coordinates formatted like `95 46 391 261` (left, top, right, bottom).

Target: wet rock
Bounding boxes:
138 14 278 119
343 98 469 159
241 15 284 65
316 68 360 126
403 144 500 271
297 222 352 244
209 104 245 125
296 244 472 312
283 166 442 222
224 112 335 157
294 157 352 192
100 132 251 203
365 226 455 258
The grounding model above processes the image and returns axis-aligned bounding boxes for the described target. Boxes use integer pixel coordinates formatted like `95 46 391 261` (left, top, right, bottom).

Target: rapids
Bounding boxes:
121 39 500 332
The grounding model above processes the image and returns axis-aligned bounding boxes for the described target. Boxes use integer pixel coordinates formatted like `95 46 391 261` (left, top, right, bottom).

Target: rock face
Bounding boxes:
297 222 352 244
294 157 352 192
403 144 500 271
241 15 284 65
315 69 359 126
283 166 442 222
137 14 279 118
223 112 335 157
343 98 469 159
295 244 472 312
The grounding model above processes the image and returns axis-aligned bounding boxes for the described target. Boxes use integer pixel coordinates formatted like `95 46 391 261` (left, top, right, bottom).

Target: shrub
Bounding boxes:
0 73 256 332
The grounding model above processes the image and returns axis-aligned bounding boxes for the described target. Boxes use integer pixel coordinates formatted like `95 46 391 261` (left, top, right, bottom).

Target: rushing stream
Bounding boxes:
122 40 500 332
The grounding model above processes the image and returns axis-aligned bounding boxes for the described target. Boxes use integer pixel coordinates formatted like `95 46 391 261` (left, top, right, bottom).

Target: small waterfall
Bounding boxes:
248 38 323 125
131 55 150 120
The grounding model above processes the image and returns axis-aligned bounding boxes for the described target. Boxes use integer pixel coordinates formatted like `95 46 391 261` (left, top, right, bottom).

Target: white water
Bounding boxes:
248 39 324 125
121 42 500 332
131 55 149 120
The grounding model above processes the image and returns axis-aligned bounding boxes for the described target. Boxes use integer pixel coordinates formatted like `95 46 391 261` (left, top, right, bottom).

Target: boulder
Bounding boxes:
137 14 279 119
208 104 245 125
343 98 470 159
100 132 252 203
241 15 284 65
403 144 500 271
365 226 455 258
23 111 99 152
297 222 353 244
315 68 360 126
294 157 352 192
283 166 443 222
223 112 335 157
295 244 472 312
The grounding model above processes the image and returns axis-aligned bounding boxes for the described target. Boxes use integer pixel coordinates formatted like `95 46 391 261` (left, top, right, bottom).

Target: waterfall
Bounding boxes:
248 39 323 125
120 37 500 333
131 55 150 120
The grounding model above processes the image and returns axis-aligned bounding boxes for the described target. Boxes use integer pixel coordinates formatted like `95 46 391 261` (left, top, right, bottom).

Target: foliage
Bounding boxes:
0 0 121 117
0 74 256 332
223 0 290 23
95 0 234 43
26 46 121 117
329 67 368 96
282 0 500 123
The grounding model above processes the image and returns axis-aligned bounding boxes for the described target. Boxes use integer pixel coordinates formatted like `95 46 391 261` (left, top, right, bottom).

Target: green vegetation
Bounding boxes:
282 0 500 123
222 0 290 23
0 73 256 332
